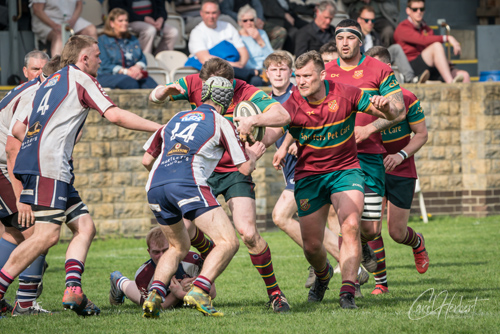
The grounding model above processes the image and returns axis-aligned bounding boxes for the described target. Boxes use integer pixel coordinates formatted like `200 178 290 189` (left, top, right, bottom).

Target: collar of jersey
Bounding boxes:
337 54 366 71
303 80 329 105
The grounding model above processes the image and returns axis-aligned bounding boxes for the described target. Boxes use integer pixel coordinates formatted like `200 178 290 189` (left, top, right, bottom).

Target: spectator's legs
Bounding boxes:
421 42 454 83
388 44 416 83
155 23 179 54
129 21 156 54
76 25 98 40
263 22 286 50
98 74 140 89
47 29 63 57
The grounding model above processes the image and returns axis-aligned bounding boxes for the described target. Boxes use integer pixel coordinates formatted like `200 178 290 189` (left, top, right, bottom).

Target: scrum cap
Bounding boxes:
201 76 234 115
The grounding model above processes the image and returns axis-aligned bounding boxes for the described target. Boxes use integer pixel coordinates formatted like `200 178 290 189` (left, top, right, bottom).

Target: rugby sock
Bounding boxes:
190 227 215 260
17 254 46 308
0 238 17 268
314 262 332 281
339 280 356 296
400 226 420 248
360 232 370 245
249 243 280 296
368 234 388 287
0 269 14 298
338 233 342 249
65 259 84 287
193 275 212 294
117 276 130 292
150 280 167 300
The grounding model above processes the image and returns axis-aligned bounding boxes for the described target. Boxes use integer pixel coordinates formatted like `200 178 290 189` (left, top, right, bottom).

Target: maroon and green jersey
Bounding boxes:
168 74 279 172
325 54 402 154
381 87 425 179
282 80 372 181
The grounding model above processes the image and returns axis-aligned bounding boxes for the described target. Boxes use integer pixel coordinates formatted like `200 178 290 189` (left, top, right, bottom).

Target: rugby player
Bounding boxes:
149 58 292 312
0 35 162 317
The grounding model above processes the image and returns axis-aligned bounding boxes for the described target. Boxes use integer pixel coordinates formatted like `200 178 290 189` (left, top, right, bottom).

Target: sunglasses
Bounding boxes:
360 17 375 23
409 7 425 12
242 18 255 23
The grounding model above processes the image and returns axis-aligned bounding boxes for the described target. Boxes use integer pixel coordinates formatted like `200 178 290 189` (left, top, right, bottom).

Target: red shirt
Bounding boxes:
394 18 446 62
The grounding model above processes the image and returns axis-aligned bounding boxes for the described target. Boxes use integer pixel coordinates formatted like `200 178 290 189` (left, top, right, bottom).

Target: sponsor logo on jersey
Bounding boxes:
328 100 339 113
330 73 340 78
180 111 205 122
44 73 60 88
178 196 200 207
261 95 271 100
21 189 34 196
149 204 161 212
27 121 42 137
353 70 364 79
300 199 310 211
97 82 109 97
167 143 190 156
389 79 398 88
289 178 295 185
306 111 315 116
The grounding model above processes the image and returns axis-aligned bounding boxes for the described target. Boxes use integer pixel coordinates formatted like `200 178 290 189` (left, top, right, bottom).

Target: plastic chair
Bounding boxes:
155 50 198 82
144 52 171 85
165 15 188 50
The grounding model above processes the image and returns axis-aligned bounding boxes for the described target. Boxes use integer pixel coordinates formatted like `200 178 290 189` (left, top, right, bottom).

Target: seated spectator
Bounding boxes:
97 8 158 89
31 0 98 56
342 0 399 47
357 5 426 83
187 0 265 86
319 41 338 63
294 1 336 58
221 0 287 50
109 0 179 55
238 5 274 73
261 0 315 53
394 0 470 83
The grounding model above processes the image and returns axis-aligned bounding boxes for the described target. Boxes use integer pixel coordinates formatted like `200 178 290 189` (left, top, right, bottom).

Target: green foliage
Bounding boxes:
1 216 499 333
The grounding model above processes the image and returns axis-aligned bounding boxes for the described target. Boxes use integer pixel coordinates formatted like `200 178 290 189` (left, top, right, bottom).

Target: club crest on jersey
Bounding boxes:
27 121 42 137
353 70 364 79
181 111 205 122
167 143 189 156
328 100 339 113
44 73 60 88
300 199 310 211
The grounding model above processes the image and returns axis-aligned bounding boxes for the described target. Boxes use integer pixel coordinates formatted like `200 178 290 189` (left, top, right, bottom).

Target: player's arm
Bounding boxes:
142 152 156 171
104 106 162 132
355 111 406 144
384 120 428 172
261 127 285 148
149 82 186 104
364 95 400 121
236 142 266 176
235 103 291 142
272 132 294 170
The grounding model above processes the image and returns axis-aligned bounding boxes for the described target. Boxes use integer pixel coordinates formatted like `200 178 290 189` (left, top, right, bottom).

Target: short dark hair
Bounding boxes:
263 51 294 70
336 19 362 32
295 50 325 73
199 58 234 81
319 41 337 55
407 0 425 7
365 46 391 64
359 5 375 16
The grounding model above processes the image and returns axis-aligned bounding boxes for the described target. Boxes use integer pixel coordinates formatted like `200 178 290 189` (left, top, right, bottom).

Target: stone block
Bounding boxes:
81 188 103 203
89 172 113 187
132 172 149 187
125 187 147 202
91 142 111 157
91 203 115 219
441 87 460 102
73 142 90 158
76 158 99 172
96 126 118 140
73 174 89 188
433 102 450 116
429 146 446 160
111 141 130 156
118 157 143 171
113 172 133 186
418 160 452 175
114 202 147 218
486 174 500 188
100 158 119 171
102 187 125 203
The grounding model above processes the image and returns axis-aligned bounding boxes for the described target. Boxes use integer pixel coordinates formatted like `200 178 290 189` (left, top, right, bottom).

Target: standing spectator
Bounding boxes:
97 8 157 89
294 1 336 58
238 5 273 75
394 0 470 83
220 0 287 50
30 0 98 56
342 0 399 47
109 0 179 55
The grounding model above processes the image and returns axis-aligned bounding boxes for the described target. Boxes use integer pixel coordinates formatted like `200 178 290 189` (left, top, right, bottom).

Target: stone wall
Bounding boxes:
1 82 499 237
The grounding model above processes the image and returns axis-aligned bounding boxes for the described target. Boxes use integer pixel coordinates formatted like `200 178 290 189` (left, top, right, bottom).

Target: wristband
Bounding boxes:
399 149 408 159
151 85 166 104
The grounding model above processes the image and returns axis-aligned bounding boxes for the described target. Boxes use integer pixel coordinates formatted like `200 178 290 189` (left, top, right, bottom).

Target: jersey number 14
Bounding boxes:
170 122 198 143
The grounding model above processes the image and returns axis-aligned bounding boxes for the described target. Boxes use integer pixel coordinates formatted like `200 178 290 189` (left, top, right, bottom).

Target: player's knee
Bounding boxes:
302 240 322 256
272 208 288 230
342 218 360 235
239 230 258 248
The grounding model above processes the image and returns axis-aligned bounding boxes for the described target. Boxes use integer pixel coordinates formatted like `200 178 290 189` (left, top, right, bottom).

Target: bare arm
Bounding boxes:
32 3 60 32
229 47 249 69
355 110 406 143
142 152 156 171
67 0 83 28
195 50 216 65
272 132 294 170
104 107 162 132
384 120 428 172
149 82 186 104
365 95 402 121
235 104 291 142
261 127 284 148
236 142 266 175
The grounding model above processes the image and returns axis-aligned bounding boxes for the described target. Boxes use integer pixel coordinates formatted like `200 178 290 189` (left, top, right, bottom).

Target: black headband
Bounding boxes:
335 28 363 42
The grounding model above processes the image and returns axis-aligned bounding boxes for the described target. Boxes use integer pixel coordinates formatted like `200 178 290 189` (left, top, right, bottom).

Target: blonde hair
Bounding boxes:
102 8 131 39
146 226 167 249
60 35 98 67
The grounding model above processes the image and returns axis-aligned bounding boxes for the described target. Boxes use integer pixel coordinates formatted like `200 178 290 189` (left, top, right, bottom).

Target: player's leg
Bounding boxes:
272 189 302 246
184 218 215 260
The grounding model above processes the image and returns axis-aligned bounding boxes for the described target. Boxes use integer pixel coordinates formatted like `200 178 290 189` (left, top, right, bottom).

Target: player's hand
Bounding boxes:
355 125 371 144
180 277 195 292
369 95 389 113
384 153 404 172
17 201 35 228
235 116 256 143
169 278 185 299
288 142 298 157
273 147 287 170
245 141 266 161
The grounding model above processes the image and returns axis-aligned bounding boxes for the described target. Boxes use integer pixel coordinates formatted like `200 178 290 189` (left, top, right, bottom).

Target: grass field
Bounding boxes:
1 215 499 333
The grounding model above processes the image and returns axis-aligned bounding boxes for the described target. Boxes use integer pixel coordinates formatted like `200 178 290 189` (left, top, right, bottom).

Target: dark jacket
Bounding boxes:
261 0 314 28
360 30 383 53
295 22 335 57
109 0 168 22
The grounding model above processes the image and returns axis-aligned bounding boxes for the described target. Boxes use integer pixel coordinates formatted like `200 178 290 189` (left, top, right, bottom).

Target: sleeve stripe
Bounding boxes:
409 117 425 125
408 99 419 109
384 89 402 98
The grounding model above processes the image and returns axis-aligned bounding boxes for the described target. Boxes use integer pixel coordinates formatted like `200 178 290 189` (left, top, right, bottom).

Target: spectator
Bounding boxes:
220 0 287 50
342 0 399 47
394 0 470 83
357 5 427 83
31 0 98 56
109 0 179 55
294 1 336 58
187 0 264 85
319 41 338 63
97 8 158 89
238 5 273 74
261 0 315 53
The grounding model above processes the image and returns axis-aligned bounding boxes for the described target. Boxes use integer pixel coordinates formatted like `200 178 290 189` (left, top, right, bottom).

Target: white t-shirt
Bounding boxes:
188 20 245 55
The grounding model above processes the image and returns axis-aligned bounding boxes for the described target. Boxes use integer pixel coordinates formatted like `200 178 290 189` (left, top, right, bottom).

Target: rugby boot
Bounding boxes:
268 290 290 313
308 264 333 302
12 301 52 316
354 284 364 298
413 233 429 274
183 285 223 316
62 286 100 316
361 243 378 273
304 266 316 288
1 298 13 315
371 284 389 295
142 290 162 319
109 271 126 305
357 266 369 286
339 292 358 309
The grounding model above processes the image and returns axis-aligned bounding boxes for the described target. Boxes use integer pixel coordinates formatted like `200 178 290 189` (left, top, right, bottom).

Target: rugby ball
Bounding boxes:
233 101 266 143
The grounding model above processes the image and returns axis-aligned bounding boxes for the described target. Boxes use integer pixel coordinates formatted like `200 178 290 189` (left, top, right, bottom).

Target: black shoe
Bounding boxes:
267 291 290 313
361 244 378 273
339 293 358 309
1 298 14 315
307 264 333 302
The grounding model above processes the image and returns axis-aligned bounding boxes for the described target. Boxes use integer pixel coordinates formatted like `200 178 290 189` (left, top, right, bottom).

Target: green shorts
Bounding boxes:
358 153 385 197
207 171 255 201
294 169 365 217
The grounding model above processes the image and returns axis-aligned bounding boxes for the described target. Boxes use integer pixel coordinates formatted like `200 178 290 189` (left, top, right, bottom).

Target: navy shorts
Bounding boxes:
385 174 416 209
148 183 219 225
282 154 297 191
0 168 17 220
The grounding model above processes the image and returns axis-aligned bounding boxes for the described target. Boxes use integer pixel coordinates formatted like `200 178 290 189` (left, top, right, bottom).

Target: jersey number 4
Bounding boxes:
170 123 198 143
37 89 52 116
